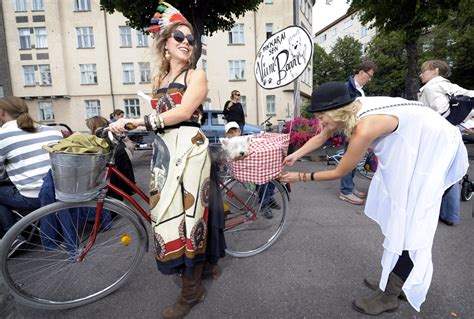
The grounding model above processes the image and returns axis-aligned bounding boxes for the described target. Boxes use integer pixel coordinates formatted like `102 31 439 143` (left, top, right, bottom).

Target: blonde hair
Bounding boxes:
324 100 360 137
0 96 36 132
86 116 109 134
151 21 195 90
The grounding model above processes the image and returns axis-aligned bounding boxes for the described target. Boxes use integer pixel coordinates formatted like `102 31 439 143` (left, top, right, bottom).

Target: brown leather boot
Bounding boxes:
202 261 222 280
363 276 408 301
162 263 206 319
352 273 404 315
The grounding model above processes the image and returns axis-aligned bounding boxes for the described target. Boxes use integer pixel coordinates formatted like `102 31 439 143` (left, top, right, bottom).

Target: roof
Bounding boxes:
314 9 357 36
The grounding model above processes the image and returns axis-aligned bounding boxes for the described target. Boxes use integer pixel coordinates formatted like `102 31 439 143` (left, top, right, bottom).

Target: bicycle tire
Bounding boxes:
0 198 147 310
223 179 288 257
461 179 472 201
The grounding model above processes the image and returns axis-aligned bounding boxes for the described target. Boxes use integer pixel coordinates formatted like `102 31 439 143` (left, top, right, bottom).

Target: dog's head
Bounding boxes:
219 136 252 160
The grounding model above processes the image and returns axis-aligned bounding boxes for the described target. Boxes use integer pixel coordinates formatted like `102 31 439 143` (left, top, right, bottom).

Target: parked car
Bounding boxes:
126 110 263 149
201 110 263 143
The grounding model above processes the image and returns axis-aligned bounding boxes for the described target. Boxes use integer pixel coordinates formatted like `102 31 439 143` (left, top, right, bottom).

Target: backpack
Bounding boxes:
445 95 474 126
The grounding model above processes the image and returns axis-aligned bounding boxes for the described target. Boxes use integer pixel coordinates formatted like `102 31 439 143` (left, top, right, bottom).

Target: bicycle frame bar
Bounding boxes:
76 164 151 261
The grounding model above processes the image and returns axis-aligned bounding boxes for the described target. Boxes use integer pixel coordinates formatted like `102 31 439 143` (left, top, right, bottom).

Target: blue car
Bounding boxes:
201 110 263 143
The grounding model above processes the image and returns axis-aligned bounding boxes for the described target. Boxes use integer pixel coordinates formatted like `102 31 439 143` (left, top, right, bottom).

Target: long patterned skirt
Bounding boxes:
149 126 211 275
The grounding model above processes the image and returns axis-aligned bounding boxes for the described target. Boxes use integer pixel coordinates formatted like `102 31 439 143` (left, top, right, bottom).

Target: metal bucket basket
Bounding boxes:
49 151 111 202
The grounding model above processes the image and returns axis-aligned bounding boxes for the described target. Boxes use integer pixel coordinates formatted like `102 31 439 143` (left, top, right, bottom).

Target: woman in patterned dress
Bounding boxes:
110 20 225 319
281 82 468 315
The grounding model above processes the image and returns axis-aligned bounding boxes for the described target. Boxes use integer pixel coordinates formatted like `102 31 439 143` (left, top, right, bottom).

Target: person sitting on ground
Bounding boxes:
280 82 468 315
224 121 280 219
0 96 63 252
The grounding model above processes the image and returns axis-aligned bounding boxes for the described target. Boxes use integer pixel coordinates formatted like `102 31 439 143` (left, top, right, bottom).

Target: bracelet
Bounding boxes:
144 115 152 131
157 115 165 129
303 173 307 182
298 172 302 182
148 112 158 131
311 172 315 181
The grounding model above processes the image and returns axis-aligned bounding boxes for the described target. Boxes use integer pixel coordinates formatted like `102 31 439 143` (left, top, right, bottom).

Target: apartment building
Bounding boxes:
314 11 376 55
2 0 313 131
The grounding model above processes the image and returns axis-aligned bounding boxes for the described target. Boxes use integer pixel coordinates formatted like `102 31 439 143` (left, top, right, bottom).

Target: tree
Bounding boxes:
313 37 362 87
100 0 263 62
364 31 407 96
349 0 461 99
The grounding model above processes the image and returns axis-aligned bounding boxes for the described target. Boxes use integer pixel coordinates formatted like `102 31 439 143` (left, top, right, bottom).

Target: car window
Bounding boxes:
211 113 226 126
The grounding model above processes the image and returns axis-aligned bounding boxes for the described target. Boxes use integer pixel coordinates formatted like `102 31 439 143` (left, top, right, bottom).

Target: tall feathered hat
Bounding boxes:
146 1 188 34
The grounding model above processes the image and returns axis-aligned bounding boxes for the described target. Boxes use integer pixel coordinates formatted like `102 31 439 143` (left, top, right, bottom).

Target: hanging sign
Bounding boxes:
254 25 313 89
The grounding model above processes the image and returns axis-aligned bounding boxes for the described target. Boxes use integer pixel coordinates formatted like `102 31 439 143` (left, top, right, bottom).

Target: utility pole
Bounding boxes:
292 0 300 117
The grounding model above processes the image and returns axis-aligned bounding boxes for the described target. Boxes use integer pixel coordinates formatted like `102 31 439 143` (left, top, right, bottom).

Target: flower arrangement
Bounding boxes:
282 117 321 149
282 117 347 149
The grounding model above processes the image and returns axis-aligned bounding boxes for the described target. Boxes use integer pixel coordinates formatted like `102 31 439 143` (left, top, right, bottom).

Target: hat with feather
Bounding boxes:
146 1 188 34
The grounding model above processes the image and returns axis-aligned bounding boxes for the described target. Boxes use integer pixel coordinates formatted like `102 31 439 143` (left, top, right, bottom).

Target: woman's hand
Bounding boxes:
279 171 301 183
109 118 130 133
282 153 299 167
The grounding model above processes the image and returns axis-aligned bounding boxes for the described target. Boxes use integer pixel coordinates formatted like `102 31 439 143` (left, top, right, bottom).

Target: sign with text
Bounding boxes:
254 26 313 89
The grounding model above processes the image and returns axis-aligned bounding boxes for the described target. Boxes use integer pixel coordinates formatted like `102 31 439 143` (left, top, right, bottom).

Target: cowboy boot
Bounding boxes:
202 261 222 280
363 276 408 301
162 263 206 319
352 273 404 315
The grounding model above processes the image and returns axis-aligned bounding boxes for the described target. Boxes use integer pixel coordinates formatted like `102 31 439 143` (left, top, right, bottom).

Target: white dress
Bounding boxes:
356 97 468 311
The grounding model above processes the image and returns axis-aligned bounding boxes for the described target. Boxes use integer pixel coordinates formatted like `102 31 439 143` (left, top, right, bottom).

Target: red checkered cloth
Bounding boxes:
230 133 290 184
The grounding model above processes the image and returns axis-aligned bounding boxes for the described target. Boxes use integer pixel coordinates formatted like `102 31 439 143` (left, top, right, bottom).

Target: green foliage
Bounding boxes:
364 31 407 96
312 37 362 87
349 0 462 99
300 103 316 119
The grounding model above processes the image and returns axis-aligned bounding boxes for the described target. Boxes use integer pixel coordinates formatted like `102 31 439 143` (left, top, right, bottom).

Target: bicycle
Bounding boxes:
260 115 274 132
0 129 289 310
324 145 375 180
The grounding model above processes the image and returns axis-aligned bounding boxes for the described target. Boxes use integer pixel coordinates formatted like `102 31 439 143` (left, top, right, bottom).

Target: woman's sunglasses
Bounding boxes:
172 30 195 46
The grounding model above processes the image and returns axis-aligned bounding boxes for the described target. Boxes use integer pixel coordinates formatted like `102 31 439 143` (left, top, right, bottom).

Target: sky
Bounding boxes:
312 0 351 33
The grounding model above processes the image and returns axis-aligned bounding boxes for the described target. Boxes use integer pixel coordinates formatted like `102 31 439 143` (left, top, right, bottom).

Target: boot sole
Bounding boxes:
363 278 408 302
338 195 365 205
162 289 207 319
351 301 398 316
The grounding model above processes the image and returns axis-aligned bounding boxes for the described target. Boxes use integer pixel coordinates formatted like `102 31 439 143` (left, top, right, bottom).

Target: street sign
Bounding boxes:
254 26 313 90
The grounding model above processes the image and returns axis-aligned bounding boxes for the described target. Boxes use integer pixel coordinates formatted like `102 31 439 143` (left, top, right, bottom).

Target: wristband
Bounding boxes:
311 172 315 181
148 112 158 131
144 115 152 131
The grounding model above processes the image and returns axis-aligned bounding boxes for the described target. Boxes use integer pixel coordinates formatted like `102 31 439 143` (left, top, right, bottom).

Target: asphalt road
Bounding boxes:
5 149 474 318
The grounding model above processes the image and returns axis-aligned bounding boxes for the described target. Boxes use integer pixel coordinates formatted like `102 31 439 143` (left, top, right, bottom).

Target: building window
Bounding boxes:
35 27 48 48
344 19 353 29
264 0 273 3
15 0 27 12
136 31 148 47
76 27 94 48
119 26 132 47
124 99 140 118
138 62 150 83
85 100 101 118
18 28 31 49
240 95 247 115
228 24 244 45
39 64 51 85
22 65 35 86
38 101 54 121
361 26 368 38
201 35 207 45
331 27 337 36
202 59 207 73
265 23 273 39
266 95 276 115
32 0 44 11
320 34 327 43
229 60 245 80
122 63 135 84
74 0 91 11
80 64 97 84
0 86 4 98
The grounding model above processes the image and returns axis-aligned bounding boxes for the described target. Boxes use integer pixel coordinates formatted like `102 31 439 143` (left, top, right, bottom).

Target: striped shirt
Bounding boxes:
0 120 63 197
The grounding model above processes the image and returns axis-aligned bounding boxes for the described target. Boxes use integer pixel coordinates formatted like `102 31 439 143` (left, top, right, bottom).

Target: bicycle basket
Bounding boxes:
230 133 290 184
49 151 111 202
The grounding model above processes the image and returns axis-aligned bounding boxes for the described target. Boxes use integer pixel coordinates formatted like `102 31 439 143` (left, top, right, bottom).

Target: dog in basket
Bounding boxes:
219 122 262 160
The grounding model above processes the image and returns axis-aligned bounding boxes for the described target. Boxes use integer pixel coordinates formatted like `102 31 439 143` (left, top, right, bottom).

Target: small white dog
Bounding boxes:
219 135 253 160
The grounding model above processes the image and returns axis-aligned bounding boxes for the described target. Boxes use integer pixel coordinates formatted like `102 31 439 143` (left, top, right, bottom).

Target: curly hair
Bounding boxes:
151 21 195 89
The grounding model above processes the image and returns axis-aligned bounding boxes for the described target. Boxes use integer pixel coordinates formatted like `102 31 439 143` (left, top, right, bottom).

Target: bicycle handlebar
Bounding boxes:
95 123 135 139
260 116 273 126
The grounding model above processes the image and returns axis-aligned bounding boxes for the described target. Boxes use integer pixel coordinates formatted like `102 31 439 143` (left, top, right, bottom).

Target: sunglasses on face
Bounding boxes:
235 93 240 96
172 30 195 46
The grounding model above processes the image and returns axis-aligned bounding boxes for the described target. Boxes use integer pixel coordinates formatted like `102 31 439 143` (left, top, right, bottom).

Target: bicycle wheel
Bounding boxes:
0 198 147 310
461 179 472 201
223 179 288 257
